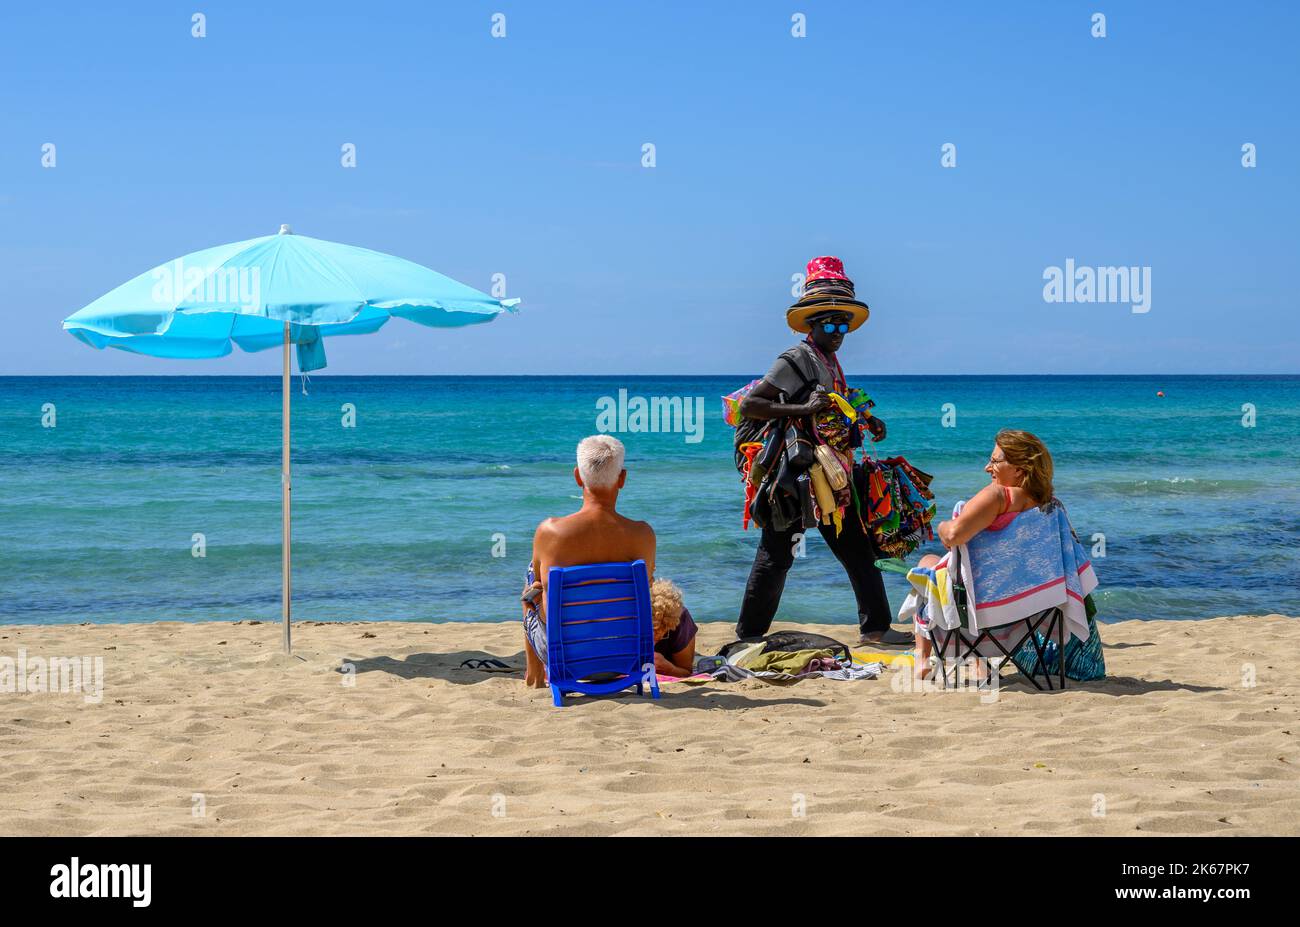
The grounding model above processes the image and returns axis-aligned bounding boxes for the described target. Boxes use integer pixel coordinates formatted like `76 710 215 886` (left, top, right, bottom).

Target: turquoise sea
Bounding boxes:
2 375 1298 626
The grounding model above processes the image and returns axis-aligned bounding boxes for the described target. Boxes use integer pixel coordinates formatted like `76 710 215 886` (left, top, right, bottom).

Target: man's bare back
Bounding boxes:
532 508 656 603
521 437 655 689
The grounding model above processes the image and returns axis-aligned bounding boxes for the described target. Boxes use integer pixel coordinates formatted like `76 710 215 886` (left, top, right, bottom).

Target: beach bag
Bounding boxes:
750 469 806 532
815 443 849 491
859 460 893 525
749 422 784 484
722 378 762 427
1011 595 1106 681
749 437 812 532
781 420 816 472
734 417 771 472
856 455 935 559
887 457 935 499
809 461 837 524
772 421 818 529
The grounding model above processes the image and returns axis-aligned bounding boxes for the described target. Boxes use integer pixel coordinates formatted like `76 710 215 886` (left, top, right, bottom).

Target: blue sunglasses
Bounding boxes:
819 322 850 334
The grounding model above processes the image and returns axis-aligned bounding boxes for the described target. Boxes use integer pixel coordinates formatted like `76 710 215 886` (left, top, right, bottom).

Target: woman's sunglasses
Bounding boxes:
819 322 850 334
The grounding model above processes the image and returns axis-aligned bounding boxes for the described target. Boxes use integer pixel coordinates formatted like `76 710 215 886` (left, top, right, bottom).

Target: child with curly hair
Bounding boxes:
651 578 698 677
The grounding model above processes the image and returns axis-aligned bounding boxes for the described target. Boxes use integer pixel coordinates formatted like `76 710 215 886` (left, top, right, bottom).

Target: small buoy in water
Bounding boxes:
1156 390 1165 398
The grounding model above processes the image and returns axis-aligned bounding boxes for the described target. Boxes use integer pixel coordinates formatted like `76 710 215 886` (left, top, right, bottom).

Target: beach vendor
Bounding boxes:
734 256 907 646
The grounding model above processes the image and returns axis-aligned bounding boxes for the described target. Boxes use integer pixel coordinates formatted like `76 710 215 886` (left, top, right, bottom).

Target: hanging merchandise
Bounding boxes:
856 454 937 558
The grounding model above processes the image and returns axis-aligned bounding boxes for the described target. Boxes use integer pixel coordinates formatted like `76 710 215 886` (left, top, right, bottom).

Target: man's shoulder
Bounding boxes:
540 508 589 526
623 515 656 538
777 341 816 364
610 513 656 553
763 342 821 386
533 515 567 540
764 342 810 373
539 510 650 535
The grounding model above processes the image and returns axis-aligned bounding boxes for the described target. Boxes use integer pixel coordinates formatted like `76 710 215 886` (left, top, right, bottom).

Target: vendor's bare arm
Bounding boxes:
738 379 829 420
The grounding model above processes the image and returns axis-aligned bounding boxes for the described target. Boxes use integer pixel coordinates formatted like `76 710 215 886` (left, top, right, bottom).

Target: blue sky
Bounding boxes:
2 0 1296 375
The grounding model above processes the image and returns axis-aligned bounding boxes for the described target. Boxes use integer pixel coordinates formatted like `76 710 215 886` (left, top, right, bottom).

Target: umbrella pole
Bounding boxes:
282 322 292 654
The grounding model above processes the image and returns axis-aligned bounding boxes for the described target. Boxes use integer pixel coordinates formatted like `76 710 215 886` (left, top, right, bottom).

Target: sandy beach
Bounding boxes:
1 616 1297 836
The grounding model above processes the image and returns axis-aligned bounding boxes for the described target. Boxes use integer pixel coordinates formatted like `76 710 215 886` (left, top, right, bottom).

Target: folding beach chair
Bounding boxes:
929 546 1067 691
544 559 660 707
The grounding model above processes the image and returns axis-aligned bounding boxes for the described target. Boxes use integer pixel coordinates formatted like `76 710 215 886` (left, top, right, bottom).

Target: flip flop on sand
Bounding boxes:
459 658 517 673
855 629 913 647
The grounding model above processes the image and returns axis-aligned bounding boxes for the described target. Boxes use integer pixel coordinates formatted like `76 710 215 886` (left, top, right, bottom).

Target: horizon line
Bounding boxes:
2 372 1298 379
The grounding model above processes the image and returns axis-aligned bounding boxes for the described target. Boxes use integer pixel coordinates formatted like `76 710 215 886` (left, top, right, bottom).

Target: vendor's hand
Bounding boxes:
866 415 887 442
802 390 832 416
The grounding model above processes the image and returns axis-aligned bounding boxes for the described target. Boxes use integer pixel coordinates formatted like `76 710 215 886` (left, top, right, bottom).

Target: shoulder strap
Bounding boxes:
777 351 817 403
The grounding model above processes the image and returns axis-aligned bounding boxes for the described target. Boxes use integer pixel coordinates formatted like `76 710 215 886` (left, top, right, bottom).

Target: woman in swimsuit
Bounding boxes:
913 429 1055 675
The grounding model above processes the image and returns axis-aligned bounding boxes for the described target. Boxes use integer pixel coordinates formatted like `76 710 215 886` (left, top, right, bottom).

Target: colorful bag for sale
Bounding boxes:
859 454 937 559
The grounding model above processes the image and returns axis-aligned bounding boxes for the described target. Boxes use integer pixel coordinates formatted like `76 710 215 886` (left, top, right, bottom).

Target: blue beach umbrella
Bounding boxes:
63 225 520 652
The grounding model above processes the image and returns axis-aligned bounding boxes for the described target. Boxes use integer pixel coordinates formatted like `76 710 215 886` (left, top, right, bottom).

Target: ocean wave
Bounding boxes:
1089 476 1269 495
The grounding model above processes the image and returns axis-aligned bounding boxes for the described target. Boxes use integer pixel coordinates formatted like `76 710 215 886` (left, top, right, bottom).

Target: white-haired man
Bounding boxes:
520 435 656 688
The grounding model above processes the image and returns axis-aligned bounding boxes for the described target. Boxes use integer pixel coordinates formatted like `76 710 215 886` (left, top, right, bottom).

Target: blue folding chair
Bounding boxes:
545 560 660 708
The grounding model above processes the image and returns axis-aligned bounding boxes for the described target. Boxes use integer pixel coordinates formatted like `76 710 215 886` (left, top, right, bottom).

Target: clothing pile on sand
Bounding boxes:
699 631 886 684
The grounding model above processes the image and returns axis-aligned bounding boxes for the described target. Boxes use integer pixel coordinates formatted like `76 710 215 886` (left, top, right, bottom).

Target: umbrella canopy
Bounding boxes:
64 224 519 371
62 226 520 652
